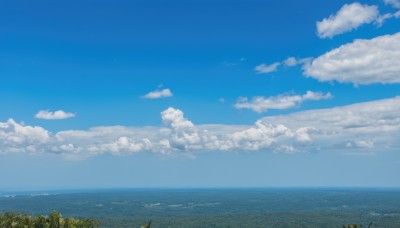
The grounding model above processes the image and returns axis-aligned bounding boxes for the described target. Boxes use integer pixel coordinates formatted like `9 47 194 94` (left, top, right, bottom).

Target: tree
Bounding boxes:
0 211 99 228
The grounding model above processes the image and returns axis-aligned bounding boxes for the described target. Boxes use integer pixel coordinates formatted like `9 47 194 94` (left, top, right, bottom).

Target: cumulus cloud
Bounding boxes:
160 108 201 152
254 62 280 74
304 32 400 85
1 97 400 157
142 88 173 99
0 119 50 153
35 110 75 120
234 91 332 113
317 2 379 38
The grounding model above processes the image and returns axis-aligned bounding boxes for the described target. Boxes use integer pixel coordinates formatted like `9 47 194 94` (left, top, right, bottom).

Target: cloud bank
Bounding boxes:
304 32 400 85
1 97 399 158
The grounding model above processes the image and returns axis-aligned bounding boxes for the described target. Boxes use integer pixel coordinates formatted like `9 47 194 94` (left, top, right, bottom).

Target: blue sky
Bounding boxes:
1 0 400 190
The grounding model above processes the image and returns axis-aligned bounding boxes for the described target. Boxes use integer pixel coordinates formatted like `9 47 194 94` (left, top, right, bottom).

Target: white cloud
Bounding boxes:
255 62 280 74
284 57 298 67
304 32 400 85
254 57 312 75
2 97 400 157
375 13 394 26
234 91 332 113
161 107 195 130
0 119 50 154
384 0 400 9
160 107 201 152
229 121 292 151
259 96 400 154
142 88 173 99
283 57 313 67
317 2 379 38
376 1 400 25
35 110 75 120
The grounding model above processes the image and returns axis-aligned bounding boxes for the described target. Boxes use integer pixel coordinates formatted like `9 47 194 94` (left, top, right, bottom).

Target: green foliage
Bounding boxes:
343 222 373 228
0 211 98 228
0 211 380 228
140 220 151 228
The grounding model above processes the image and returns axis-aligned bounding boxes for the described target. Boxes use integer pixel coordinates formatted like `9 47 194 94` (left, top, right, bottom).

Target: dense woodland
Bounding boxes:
1 190 399 227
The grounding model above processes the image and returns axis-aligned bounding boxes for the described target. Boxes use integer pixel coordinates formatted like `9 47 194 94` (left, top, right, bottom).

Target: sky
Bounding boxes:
1 0 400 190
